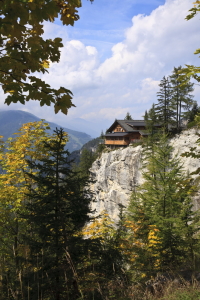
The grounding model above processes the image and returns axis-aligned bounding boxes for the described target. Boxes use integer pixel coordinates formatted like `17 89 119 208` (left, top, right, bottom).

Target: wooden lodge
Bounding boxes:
104 120 160 148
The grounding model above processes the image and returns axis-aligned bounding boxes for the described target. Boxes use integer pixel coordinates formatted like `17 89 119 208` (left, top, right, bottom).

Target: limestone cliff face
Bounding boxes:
89 128 200 221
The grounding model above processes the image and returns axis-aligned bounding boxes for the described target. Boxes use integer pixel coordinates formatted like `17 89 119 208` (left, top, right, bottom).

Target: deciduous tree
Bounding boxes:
178 2 200 85
0 120 52 299
0 0 93 114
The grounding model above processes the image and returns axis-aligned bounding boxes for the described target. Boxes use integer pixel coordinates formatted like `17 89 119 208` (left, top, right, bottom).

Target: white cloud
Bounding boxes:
1 0 199 137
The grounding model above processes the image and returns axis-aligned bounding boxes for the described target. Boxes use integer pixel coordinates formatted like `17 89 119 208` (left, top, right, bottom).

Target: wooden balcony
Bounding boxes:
105 139 129 146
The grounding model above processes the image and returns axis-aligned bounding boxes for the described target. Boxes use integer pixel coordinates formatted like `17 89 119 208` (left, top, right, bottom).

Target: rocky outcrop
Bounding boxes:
89 128 200 221
89 145 143 220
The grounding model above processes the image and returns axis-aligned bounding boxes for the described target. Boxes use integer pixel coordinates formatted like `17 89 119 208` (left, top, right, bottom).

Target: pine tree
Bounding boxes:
79 148 96 178
124 112 133 120
144 103 159 134
170 66 195 132
127 134 200 278
155 76 175 133
23 128 92 300
186 101 200 124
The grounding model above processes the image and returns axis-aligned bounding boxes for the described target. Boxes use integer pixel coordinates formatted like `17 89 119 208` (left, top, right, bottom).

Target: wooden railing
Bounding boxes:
105 140 129 145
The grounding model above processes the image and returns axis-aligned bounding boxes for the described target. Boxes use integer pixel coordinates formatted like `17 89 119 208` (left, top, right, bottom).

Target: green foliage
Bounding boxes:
0 120 53 299
124 112 133 120
127 134 200 280
0 0 93 114
146 67 195 134
178 2 200 85
155 76 175 133
182 113 200 177
170 66 194 132
186 101 200 124
22 128 92 299
158 287 200 300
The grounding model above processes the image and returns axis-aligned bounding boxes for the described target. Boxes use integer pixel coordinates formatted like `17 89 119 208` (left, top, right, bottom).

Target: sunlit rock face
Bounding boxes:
89 128 200 221
170 128 200 211
89 145 143 221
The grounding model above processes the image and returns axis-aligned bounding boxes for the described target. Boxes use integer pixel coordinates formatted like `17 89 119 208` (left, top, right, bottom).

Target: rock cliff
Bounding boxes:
89 128 200 221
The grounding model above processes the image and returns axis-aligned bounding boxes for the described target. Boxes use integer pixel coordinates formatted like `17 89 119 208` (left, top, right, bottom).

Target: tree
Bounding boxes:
82 208 129 300
23 128 92 299
127 134 200 278
0 0 93 114
170 66 194 132
79 148 96 178
178 2 200 85
124 112 133 120
155 76 175 133
0 121 52 299
186 101 200 125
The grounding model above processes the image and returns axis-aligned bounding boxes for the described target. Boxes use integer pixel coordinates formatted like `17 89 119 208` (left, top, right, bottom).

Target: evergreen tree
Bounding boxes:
170 66 195 132
124 112 133 120
186 101 200 124
155 76 175 133
23 128 92 300
142 104 161 163
79 148 96 178
100 130 104 139
127 134 200 278
144 103 158 134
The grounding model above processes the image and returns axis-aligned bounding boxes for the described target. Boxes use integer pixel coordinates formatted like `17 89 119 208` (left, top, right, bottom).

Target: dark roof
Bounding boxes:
107 119 161 133
139 131 149 136
105 133 129 137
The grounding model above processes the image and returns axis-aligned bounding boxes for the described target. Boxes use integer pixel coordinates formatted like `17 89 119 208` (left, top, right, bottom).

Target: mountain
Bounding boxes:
63 117 100 138
0 110 92 152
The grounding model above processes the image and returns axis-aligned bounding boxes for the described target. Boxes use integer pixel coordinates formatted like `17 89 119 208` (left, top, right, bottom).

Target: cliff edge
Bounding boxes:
89 128 200 220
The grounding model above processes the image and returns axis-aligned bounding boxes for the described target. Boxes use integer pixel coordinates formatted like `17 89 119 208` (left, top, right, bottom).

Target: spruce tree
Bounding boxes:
23 128 92 300
127 134 199 278
155 76 175 133
186 101 200 124
124 112 133 120
170 66 195 132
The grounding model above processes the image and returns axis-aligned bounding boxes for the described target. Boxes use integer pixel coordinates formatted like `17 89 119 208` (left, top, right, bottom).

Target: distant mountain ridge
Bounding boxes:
0 110 92 152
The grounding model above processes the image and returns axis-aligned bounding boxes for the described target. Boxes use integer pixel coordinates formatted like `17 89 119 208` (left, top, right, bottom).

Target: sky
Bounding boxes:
0 0 200 137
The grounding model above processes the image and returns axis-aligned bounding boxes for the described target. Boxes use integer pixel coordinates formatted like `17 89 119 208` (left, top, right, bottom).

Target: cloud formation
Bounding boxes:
1 0 199 136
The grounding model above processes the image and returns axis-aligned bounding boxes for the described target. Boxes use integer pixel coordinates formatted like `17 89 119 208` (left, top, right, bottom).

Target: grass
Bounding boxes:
158 287 200 300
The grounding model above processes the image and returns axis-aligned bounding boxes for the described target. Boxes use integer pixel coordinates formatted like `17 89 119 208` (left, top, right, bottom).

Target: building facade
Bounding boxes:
104 120 160 148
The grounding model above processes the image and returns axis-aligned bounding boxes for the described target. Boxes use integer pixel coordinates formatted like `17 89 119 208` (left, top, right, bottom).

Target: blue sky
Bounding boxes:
57 0 166 61
0 0 199 137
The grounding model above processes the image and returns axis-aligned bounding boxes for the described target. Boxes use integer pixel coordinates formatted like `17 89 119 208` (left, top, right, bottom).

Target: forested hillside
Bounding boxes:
1 0 200 299
0 118 200 299
0 110 92 152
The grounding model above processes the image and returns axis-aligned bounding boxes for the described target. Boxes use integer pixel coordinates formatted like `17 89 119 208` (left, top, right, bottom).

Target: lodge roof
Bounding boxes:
107 119 162 133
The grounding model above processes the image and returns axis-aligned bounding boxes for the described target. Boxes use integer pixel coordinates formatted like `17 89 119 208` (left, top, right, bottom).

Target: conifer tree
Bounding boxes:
144 103 158 134
23 128 92 300
187 101 200 123
155 76 175 133
124 112 133 120
79 148 96 178
170 66 195 132
127 134 200 278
